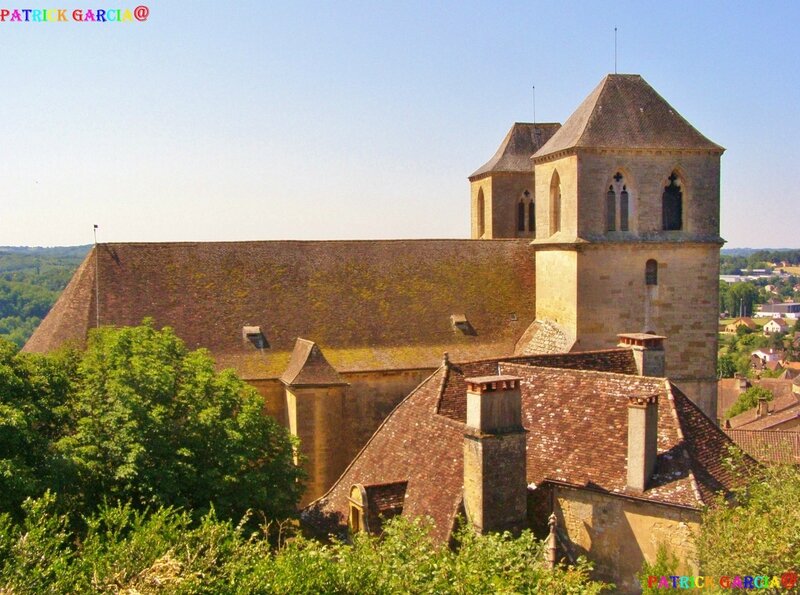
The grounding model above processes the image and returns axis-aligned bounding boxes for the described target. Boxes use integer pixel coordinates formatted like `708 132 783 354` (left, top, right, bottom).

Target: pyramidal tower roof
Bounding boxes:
469 122 561 179
534 74 724 159
281 338 348 387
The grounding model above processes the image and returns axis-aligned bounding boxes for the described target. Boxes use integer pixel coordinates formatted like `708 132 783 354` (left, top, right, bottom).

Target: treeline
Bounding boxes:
0 246 89 347
720 249 800 275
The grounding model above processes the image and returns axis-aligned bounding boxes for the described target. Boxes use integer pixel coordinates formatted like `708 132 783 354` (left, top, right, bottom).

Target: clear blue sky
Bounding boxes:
1 1 797 247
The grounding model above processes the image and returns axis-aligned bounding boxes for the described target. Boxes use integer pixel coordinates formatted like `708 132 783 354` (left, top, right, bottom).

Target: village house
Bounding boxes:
763 318 790 335
724 317 756 333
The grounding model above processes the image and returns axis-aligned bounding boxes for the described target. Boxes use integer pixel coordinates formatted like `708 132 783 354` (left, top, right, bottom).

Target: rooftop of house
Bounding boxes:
305 349 752 542
24 240 539 378
534 74 724 159
725 429 800 465
726 391 800 431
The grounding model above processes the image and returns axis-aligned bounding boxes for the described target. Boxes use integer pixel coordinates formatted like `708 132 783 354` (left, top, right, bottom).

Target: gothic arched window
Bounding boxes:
645 259 658 286
662 172 683 231
620 186 629 231
550 171 561 235
517 201 525 232
606 186 616 231
528 200 535 236
477 188 485 237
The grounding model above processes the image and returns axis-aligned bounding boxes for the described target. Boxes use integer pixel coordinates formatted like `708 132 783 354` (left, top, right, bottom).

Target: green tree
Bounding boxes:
726 282 759 317
53 320 303 522
697 462 800 580
0 501 610 594
717 354 737 378
725 386 774 419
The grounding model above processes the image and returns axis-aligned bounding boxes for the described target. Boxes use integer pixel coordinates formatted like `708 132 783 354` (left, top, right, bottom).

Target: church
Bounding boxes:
26 74 728 531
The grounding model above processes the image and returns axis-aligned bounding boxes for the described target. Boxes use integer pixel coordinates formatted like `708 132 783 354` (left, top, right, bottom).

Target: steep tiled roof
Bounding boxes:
281 339 347 386
305 349 749 540
725 430 800 465
534 74 723 159
24 240 537 378
469 123 561 179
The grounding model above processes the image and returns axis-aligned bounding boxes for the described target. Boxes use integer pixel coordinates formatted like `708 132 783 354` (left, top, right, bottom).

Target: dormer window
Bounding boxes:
451 314 476 335
242 326 268 349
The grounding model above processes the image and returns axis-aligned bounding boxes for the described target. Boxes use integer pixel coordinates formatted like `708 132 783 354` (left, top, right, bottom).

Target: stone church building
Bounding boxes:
26 74 726 523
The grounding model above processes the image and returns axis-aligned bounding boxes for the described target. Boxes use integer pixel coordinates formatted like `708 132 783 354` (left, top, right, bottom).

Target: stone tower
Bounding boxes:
531 74 723 417
469 123 560 239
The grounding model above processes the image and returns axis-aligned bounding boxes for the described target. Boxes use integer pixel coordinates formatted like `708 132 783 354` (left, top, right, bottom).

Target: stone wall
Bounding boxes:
541 484 701 594
252 368 434 505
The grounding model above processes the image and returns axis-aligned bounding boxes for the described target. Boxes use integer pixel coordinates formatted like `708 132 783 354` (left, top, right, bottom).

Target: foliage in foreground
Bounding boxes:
696 461 800 577
0 321 303 524
0 495 608 594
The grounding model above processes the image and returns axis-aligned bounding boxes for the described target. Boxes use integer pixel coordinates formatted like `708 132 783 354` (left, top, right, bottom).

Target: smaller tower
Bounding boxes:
463 375 527 534
281 338 349 505
469 123 560 239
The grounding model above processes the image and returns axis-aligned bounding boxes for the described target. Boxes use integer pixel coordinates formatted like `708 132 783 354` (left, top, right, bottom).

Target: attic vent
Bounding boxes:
242 326 268 349
450 314 476 336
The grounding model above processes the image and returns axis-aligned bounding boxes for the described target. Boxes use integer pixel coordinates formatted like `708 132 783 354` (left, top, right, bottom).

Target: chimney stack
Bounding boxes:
618 333 666 377
756 397 769 418
627 394 659 492
463 375 527 534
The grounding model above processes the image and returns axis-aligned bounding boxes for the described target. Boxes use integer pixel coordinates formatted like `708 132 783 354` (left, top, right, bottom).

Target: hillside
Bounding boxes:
0 245 90 347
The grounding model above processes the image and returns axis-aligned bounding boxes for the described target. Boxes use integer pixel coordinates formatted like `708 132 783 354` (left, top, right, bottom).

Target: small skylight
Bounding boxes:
242 325 268 349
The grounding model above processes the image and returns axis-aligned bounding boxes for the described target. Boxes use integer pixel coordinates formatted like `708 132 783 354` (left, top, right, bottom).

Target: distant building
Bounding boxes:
763 318 790 335
725 317 756 333
755 302 800 319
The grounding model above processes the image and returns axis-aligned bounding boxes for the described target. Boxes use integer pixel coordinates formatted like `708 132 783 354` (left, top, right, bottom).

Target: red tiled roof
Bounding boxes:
305 349 750 539
725 430 800 465
25 240 537 378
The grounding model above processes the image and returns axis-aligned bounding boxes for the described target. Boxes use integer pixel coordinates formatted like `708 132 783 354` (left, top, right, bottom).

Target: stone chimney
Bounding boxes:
618 333 666 377
756 397 769 418
626 394 659 492
463 375 527 534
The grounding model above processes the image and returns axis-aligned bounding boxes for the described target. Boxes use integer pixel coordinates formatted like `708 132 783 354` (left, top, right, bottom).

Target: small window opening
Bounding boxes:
645 260 658 286
550 172 561 235
528 200 535 236
243 326 268 349
662 172 683 231
620 186 629 231
517 201 525 232
477 188 486 237
606 186 616 231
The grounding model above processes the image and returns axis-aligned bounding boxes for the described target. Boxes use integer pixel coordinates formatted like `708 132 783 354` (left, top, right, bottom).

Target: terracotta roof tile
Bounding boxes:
725 430 800 465
306 349 749 540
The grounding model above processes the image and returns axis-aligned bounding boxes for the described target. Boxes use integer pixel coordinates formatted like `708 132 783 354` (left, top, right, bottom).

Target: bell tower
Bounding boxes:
531 74 724 418
468 123 560 239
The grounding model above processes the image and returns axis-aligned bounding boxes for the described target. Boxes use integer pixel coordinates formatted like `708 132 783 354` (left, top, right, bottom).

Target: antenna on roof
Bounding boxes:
614 27 618 74
93 224 100 328
532 85 536 125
